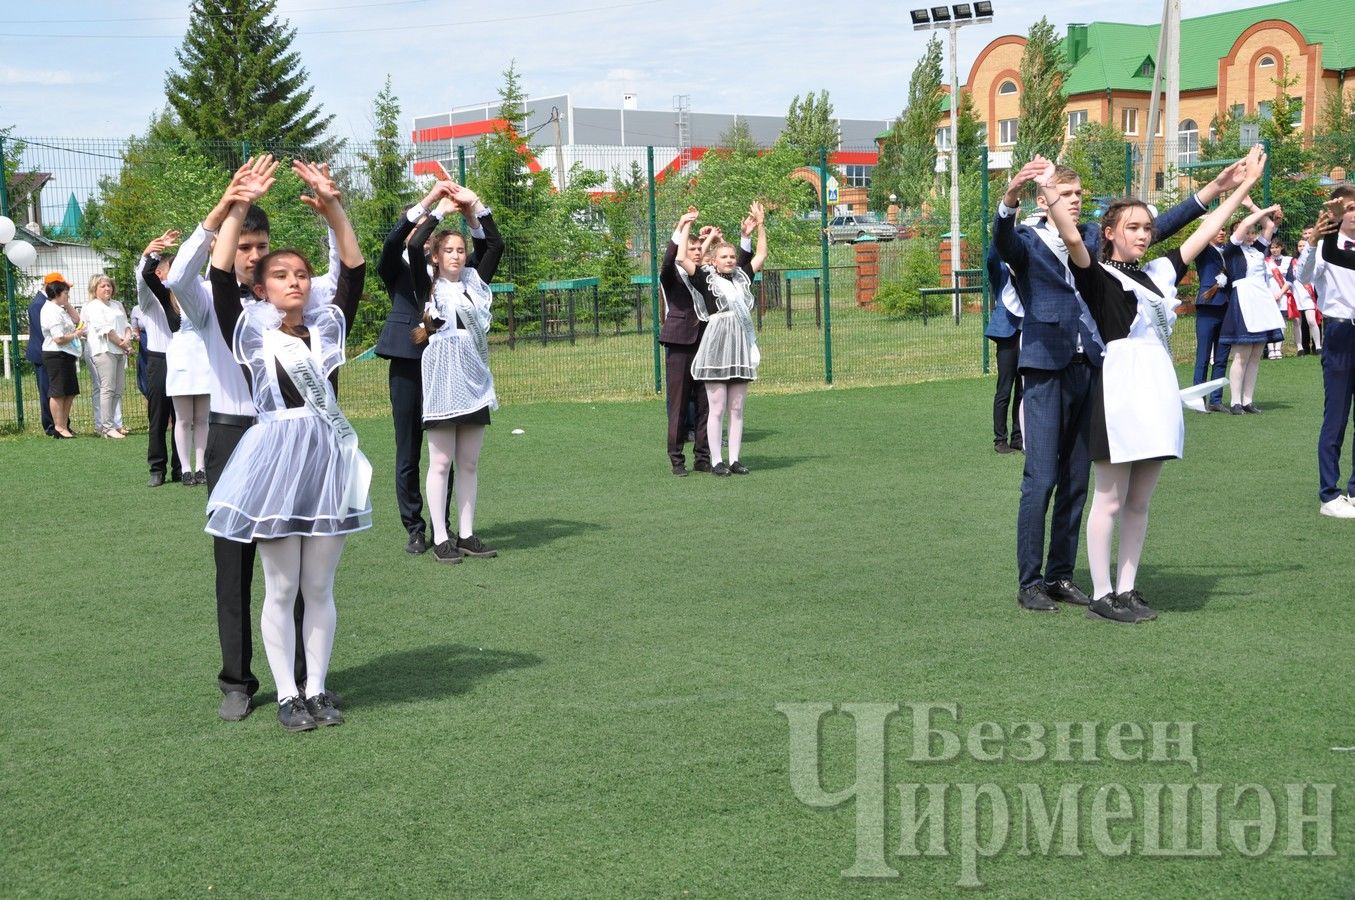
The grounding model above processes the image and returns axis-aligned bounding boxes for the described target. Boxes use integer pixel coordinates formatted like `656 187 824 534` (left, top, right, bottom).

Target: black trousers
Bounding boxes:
664 343 710 467
992 335 1023 445
205 420 305 696
144 354 181 479
33 361 55 435
388 356 449 536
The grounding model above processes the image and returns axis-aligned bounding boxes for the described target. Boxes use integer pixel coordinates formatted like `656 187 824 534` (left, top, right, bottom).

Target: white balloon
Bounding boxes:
0 216 14 244
4 239 37 269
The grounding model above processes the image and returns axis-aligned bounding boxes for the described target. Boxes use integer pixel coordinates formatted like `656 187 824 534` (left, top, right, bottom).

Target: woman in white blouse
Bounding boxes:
82 274 135 438
38 279 86 438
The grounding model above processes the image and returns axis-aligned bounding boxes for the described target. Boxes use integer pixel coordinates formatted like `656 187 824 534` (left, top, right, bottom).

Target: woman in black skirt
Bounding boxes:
1035 143 1265 624
37 279 86 438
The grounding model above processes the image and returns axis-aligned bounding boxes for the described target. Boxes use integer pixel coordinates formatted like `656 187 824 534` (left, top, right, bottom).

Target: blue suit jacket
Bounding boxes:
1193 243 1232 307
983 242 1022 340
26 292 46 365
992 195 1206 371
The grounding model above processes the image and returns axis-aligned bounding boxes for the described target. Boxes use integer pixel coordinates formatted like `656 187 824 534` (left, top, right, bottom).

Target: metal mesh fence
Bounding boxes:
0 129 1323 433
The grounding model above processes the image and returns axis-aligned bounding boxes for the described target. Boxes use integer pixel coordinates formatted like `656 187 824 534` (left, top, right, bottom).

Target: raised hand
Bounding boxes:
448 182 480 212
142 229 181 257
1314 210 1339 238
1323 196 1354 221
677 207 699 229
1210 157 1248 192
1240 144 1266 186
235 154 278 204
294 160 341 212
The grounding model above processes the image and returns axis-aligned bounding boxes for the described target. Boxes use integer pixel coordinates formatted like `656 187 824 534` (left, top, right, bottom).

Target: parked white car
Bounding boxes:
825 214 898 244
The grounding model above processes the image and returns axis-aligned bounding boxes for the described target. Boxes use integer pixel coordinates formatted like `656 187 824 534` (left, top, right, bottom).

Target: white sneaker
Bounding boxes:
1319 496 1355 519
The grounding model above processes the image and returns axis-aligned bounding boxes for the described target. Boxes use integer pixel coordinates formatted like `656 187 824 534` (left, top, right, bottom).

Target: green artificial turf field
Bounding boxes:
2 358 1351 897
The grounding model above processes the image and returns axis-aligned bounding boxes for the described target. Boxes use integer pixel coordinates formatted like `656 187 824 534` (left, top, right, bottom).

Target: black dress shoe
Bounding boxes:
1009 438 1023 452
457 534 498 558
277 696 317 732
304 692 344 727
194 471 208 485
1242 403 1262 414
711 462 731 477
1118 589 1158 622
406 531 427 555
1017 584 1058 612
147 472 166 487
218 690 252 721
994 440 1013 454
1207 402 1227 413
693 461 712 473
431 540 463 564
729 461 750 474
1044 578 1091 606
1086 593 1138 624
672 463 689 477
1230 404 1245 415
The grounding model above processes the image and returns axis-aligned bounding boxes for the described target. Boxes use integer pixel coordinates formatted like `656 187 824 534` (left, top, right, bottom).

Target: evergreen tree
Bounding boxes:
163 0 338 155
1061 121 1129 201
777 90 841 166
954 89 983 173
872 36 944 211
1012 17 1068 169
356 76 415 231
1314 84 1355 173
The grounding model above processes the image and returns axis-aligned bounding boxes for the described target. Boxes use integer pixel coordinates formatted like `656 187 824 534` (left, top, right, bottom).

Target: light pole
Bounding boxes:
910 2 993 319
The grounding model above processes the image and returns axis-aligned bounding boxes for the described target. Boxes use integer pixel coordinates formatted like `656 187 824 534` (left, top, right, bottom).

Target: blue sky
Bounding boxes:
2 0 1256 141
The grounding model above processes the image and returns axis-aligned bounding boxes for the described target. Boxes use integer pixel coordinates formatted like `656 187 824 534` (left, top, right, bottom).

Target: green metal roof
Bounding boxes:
1062 0 1355 96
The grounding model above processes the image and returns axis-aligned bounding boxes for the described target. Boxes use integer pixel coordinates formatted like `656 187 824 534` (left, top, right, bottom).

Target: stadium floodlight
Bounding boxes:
910 8 931 28
975 1 994 18
930 6 952 22
952 4 974 20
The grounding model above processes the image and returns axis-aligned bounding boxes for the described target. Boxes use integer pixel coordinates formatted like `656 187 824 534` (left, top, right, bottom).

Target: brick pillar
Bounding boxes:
855 242 880 306
938 237 971 281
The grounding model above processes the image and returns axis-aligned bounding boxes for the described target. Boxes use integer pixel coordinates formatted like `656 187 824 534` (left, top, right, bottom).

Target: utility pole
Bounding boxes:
551 106 567 193
1140 0 1180 198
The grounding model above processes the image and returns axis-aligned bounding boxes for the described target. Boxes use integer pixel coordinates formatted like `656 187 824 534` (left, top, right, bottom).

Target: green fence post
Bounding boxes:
0 136 25 431
980 145 991 375
457 145 467 184
647 146 661 394
1261 139 1272 206
819 147 832 385
242 141 250 165
1124 141 1133 197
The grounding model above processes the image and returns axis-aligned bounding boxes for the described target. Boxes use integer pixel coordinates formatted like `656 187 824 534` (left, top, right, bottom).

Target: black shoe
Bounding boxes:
711 462 731 477
194 471 207 485
1242 403 1261 414
693 461 712 473
729 461 750 475
1086 593 1138 624
1207 402 1227 413
218 690 252 722
304 692 345 727
1230 404 1245 415
182 474 195 488
147 472 166 487
278 695 317 732
672 463 689 477
1118 589 1158 622
1044 578 1091 606
1009 438 1023 452
994 440 1013 454
457 534 498 558
431 540 463 564
1017 584 1058 612
406 531 427 555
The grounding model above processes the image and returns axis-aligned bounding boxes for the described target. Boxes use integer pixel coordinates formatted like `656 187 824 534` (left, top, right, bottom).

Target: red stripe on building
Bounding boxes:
828 150 878 165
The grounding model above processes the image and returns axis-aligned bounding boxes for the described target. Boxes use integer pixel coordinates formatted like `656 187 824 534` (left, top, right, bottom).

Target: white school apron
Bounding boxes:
1100 259 1184 464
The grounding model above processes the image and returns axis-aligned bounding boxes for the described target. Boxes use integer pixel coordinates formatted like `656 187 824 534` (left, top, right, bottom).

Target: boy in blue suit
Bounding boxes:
1192 227 1232 411
983 242 1023 453
993 156 1247 612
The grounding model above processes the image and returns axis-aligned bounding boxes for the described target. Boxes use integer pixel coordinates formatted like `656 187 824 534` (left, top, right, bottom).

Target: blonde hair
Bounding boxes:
88 273 114 299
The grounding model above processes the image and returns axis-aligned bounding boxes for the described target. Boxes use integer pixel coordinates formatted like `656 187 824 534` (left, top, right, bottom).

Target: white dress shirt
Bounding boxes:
135 255 176 353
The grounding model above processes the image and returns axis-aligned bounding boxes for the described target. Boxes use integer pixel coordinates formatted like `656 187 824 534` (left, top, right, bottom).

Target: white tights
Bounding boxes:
1228 343 1263 406
257 535 345 702
1085 460 1164 601
172 394 209 473
1298 310 1323 351
704 382 748 465
426 424 485 544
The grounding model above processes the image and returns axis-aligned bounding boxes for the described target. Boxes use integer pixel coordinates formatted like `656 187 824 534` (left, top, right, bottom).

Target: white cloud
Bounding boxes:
0 66 102 86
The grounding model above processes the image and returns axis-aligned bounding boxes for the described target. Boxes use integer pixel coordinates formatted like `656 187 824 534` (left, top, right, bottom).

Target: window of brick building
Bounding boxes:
998 118 1018 145
1259 55 1275 68
1067 110 1088 135
844 164 872 188
1178 119 1199 167
998 80 1017 95
1121 108 1138 135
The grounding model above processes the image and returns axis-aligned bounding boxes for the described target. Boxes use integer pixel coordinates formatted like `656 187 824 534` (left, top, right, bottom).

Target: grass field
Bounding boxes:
3 359 1352 897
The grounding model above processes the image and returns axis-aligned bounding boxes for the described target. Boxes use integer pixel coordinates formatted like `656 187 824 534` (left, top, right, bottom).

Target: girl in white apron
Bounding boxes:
409 183 505 563
675 201 768 476
1219 200 1285 412
1292 227 1324 355
204 157 371 732
1264 239 1294 359
1036 144 1266 624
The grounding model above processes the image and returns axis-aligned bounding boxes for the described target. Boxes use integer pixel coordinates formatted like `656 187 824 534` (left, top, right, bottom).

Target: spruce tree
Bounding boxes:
873 36 944 211
778 90 841 166
164 0 337 155
1012 17 1067 169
